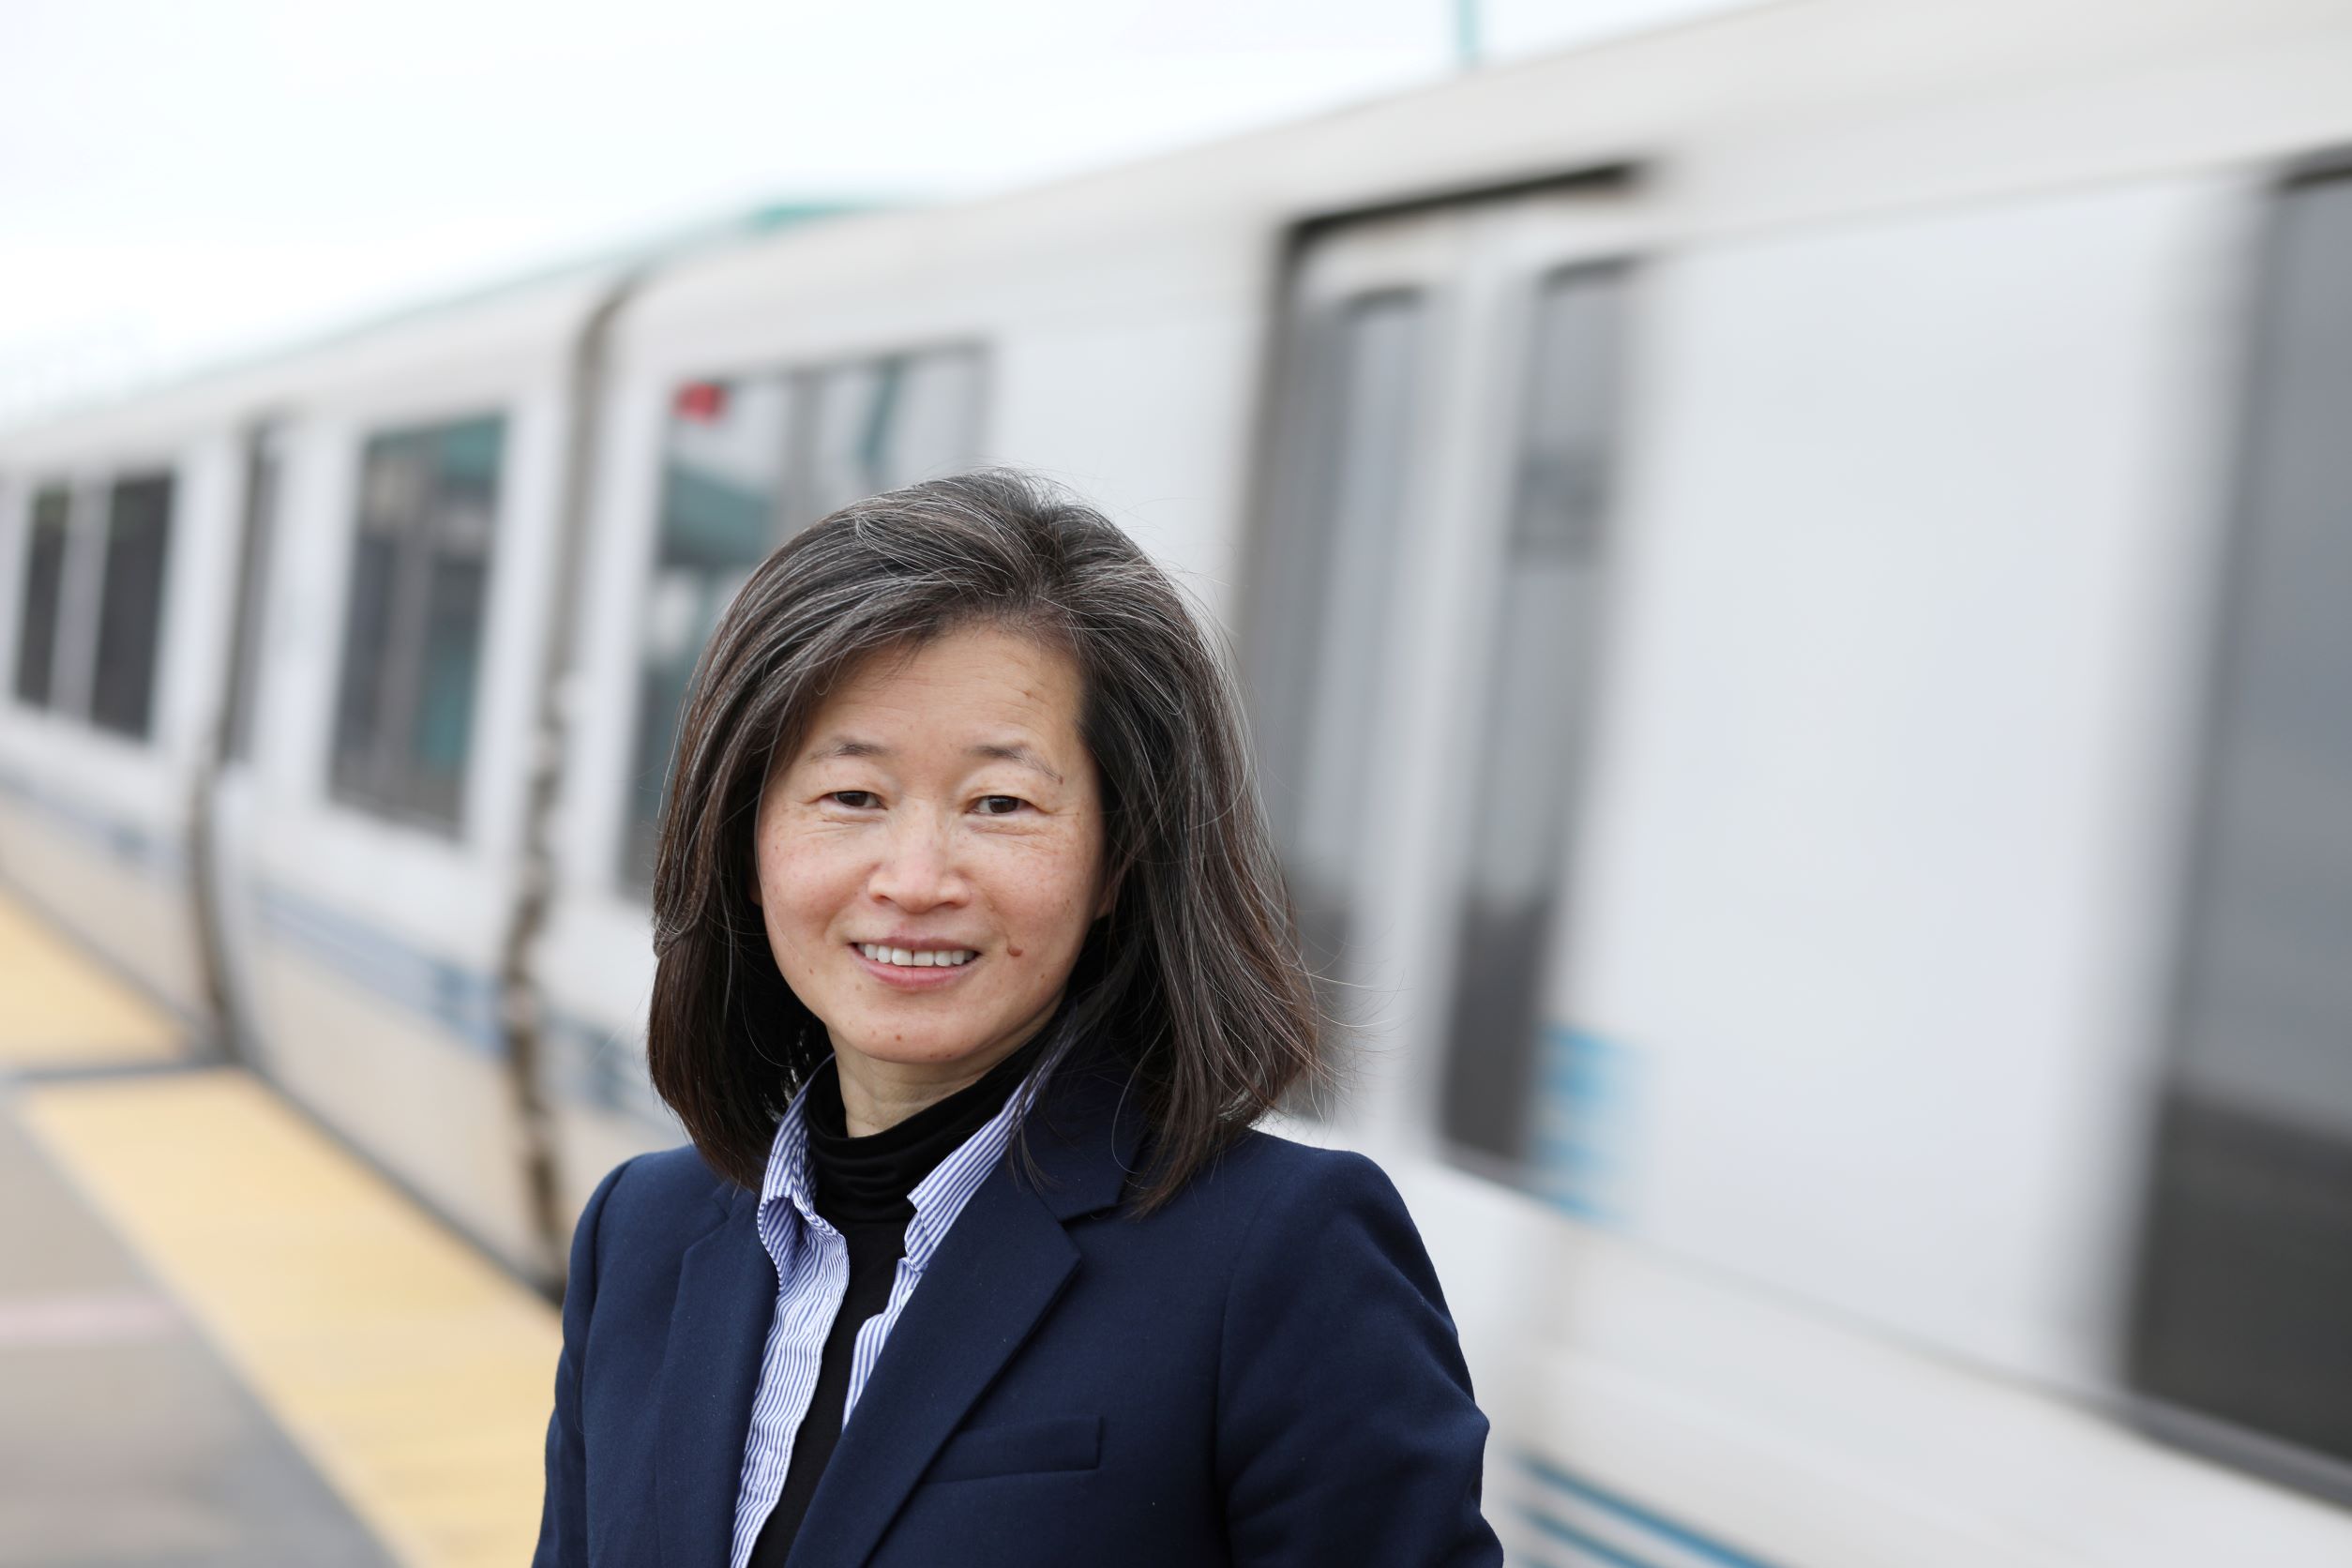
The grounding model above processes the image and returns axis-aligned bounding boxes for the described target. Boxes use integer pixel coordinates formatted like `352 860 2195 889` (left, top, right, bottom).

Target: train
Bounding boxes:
4 0 2348 1560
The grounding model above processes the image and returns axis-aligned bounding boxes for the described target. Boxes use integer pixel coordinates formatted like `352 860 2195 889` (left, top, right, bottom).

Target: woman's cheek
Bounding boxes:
775 837 856 930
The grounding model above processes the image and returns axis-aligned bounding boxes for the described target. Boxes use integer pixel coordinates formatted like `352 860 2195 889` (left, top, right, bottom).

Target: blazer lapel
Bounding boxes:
656 1189 777 1568
784 1061 1140 1568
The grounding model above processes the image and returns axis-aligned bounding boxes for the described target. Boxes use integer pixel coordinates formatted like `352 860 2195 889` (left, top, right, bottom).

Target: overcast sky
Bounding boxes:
0 0 1740 429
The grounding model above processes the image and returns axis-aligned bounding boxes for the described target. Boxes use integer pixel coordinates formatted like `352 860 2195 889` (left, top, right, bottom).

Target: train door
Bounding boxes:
1245 179 1643 1419
191 424 283 1061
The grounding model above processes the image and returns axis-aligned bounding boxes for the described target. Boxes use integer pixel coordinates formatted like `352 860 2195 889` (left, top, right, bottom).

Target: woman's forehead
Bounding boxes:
792 626 1086 767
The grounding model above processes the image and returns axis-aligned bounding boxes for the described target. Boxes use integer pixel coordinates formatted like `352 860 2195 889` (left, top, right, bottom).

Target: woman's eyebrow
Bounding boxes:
971 742 1063 784
804 736 889 763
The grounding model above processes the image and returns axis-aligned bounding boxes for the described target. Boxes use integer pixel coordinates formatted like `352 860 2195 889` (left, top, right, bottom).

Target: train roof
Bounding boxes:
0 202 868 461
625 0 2352 340
6 0 2348 460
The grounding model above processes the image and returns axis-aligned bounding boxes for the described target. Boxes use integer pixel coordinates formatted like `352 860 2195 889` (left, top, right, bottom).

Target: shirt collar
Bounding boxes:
755 1054 1043 1270
758 1079 820 1226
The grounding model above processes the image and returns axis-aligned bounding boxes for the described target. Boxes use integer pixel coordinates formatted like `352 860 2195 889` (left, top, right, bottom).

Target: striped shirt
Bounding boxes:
726 1065 1035 1568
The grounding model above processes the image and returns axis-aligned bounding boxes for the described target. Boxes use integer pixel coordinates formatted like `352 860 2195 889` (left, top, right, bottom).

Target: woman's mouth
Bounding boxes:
848 942 981 990
854 943 976 969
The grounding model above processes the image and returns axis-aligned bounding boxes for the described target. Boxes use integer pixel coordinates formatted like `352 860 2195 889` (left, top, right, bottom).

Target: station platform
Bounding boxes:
0 888 559 1567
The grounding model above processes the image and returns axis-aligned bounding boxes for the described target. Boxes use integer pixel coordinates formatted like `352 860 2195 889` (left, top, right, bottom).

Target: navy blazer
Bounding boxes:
534 1064 1502 1567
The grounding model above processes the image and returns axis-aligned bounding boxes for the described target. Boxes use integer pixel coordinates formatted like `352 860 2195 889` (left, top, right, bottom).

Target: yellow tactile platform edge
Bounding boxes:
0 890 180 1067
17 1070 562 1568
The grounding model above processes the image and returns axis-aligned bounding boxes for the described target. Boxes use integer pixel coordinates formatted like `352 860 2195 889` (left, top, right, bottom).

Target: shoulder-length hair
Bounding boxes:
647 468 1319 1212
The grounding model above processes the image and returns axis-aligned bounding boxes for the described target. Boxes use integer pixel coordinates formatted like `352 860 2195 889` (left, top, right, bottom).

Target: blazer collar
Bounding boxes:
788 1056 1144 1568
655 1052 1147 1568
1007 1051 1150 1222
654 1186 774 1568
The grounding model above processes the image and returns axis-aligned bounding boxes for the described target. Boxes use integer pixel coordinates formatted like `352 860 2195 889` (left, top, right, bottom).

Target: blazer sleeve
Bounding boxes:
532 1155 635 1568
1214 1149 1504 1568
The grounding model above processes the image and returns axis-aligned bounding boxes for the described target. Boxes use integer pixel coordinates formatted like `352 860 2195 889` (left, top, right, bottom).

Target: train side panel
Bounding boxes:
0 421 246 1021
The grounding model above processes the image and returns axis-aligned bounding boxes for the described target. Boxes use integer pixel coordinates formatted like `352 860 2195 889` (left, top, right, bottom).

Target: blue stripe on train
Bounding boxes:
257 879 506 1056
1520 1508 1667 1568
1520 1455 1795 1568
0 768 663 1120
257 879 665 1120
0 763 186 880
1532 1026 1639 1227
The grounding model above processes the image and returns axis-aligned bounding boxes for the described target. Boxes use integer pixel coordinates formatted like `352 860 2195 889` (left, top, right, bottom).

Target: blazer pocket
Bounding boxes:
925 1414 1102 1484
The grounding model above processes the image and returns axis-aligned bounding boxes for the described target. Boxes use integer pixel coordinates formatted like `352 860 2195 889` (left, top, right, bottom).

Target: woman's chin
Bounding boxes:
830 1031 1013 1075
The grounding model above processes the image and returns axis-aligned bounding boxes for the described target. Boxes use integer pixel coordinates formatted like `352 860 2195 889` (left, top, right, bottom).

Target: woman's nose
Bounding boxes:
867 814 967 910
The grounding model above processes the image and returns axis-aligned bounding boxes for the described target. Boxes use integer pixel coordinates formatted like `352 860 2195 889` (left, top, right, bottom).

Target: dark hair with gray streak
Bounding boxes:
647 468 1320 1212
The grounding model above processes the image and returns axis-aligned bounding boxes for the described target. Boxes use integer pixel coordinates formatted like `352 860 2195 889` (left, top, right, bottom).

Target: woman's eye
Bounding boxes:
974 794 1027 817
827 791 881 809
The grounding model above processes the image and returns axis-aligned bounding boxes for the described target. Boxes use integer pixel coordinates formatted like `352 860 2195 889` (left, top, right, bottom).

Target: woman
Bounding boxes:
535 471 1501 1567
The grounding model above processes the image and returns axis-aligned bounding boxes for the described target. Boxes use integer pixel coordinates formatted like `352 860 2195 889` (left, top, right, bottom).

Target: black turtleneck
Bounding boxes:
751 1034 1048 1565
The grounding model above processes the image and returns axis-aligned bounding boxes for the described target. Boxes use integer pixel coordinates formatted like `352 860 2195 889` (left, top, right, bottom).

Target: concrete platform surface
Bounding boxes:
0 1083 393 1567
0 884 562 1567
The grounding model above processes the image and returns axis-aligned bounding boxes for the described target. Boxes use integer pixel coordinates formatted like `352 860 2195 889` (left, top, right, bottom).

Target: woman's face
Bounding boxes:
754 624 1110 1092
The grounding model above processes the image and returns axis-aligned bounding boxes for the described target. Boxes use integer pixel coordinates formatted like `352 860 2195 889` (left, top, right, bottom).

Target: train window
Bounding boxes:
1249 292 1427 986
330 415 505 834
1440 264 1628 1171
222 430 281 762
12 485 70 710
88 475 173 740
619 346 986 889
793 349 986 529
2128 171 2352 1488
621 375 797 882
882 350 987 489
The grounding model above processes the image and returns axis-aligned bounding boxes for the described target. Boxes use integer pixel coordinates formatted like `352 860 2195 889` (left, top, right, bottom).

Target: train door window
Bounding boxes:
88 474 173 740
1440 264 1629 1169
619 345 986 890
1249 292 1427 985
880 349 986 489
792 347 985 529
2128 170 2352 1490
12 484 70 710
330 415 505 833
223 430 281 762
621 375 796 883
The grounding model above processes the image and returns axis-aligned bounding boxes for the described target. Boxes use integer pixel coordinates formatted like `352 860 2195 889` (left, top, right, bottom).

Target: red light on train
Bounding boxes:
674 382 728 422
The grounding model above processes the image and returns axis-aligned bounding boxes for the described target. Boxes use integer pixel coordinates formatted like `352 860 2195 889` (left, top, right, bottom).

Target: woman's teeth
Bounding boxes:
858 944 976 969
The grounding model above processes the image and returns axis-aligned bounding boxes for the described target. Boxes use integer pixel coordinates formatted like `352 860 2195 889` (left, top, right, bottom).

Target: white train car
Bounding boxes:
0 271 647 1266
5 0 2350 1561
0 379 242 1020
